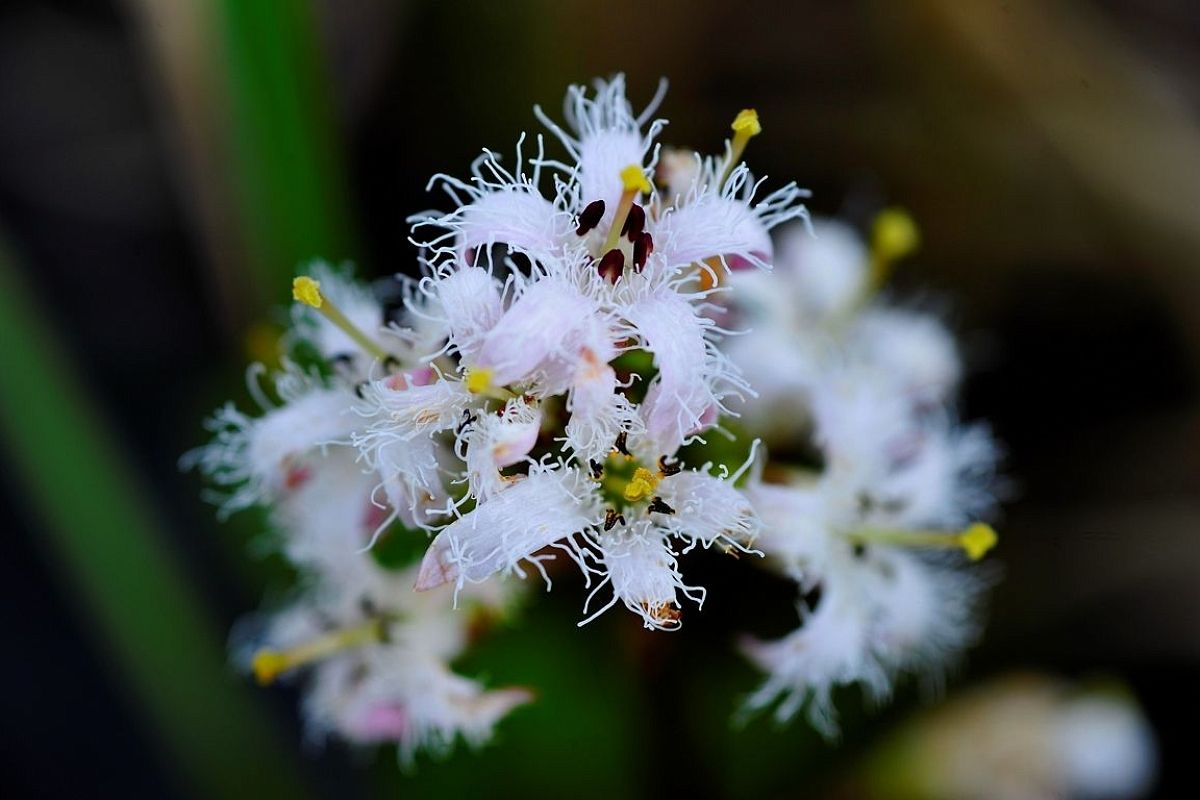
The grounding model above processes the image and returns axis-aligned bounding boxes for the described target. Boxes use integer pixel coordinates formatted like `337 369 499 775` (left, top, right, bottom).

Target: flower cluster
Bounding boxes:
188 75 1002 760
728 213 1002 733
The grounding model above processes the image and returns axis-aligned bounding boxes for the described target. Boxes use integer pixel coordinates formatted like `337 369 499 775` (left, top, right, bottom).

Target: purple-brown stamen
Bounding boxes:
620 203 645 239
576 199 606 236
632 231 653 272
597 249 625 283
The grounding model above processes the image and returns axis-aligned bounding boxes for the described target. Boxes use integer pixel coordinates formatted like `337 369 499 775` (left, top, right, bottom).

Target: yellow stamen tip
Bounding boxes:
465 366 494 395
251 649 287 686
958 523 997 561
623 467 660 502
292 276 323 308
872 207 920 263
620 164 652 194
731 108 762 137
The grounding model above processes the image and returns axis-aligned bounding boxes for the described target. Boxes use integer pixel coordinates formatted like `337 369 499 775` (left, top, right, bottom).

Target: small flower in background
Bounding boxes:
186 75 1004 763
857 674 1157 800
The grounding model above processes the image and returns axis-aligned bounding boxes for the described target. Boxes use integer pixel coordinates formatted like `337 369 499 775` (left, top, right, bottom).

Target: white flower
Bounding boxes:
416 465 600 591
247 560 528 764
586 521 700 630
309 651 530 764
412 75 806 458
461 396 542 501
183 368 361 516
417 452 759 629
850 306 961 403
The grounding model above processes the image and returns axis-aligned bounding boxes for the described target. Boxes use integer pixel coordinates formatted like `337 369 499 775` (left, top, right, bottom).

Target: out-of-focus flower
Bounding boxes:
859 674 1157 800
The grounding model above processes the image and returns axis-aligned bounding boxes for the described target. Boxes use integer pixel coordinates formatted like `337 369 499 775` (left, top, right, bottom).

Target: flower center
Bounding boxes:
594 452 679 527
574 164 656 284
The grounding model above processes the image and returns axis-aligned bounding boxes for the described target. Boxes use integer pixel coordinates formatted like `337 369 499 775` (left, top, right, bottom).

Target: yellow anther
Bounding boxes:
292 276 323 308
251 650 288 686
871 207 920 264
623 467 661 502
465 367 494 395
731 108 762 137
620 164 652 195
958 523 998 561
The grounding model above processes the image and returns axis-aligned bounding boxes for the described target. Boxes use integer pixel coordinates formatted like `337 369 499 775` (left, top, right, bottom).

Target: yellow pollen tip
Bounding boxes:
251 649 288 686
872 207 920 263
958 523 998 561
623 467 660 502
292 276 323 308
620 164 652 194
465 367 494 394
731 108 762 137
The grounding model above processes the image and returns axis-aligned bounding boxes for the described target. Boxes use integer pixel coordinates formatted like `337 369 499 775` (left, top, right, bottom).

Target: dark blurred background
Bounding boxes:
1 1 1197 798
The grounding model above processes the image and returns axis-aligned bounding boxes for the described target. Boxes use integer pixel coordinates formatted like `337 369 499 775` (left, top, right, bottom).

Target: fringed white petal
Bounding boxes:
416 466 598 591
741 557 887 735
463 397 542 501
355 376 473 440
428 266 505 362
452 189 568 265
185 386 361 516
654 192 774 272
625 290 744 454
308 650 530 764
588 521 702 631
655 469 760 550
742 479 831 584
373 433 452 530
851 307 962 402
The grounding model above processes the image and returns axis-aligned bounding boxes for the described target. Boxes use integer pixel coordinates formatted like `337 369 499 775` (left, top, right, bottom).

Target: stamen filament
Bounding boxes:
252 616 388 686
292 277 391 362
719 108 762 188
464 366 518 401
602 165 651 253
848 522 997 561
864 207 920 296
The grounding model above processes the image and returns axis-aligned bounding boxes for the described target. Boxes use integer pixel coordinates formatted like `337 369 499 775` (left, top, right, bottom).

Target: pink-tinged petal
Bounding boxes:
455 190 567 265
432 266 504 362
351 704 410 742
475 280 600 387
579 130 648 213
416 467 598 590
653 194 774 271
624 291 732 455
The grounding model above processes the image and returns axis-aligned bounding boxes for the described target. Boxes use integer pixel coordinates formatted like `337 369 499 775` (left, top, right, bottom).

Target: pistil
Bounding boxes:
719 108 762 188
252 615 390 686
847 522 998 561
601 165 652 254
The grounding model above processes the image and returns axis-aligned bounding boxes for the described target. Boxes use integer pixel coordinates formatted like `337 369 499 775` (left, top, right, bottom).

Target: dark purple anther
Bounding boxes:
576 199 606 236
621 203 646 239
632 232 654 272
597 249 625 283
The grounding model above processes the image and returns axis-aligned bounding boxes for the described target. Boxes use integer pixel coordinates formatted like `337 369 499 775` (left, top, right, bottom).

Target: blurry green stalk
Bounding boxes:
219 0 358 291
0 240 309 799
